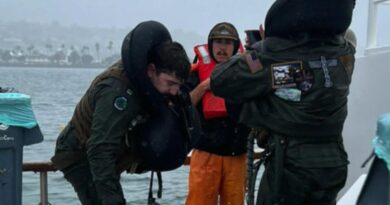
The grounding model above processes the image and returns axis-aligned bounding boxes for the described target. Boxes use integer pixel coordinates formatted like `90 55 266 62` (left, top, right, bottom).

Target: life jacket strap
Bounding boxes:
147 171 163 205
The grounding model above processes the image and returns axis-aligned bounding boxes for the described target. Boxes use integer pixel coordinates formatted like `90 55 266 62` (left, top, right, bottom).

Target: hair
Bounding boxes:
147 41 190 81
344 29 357 48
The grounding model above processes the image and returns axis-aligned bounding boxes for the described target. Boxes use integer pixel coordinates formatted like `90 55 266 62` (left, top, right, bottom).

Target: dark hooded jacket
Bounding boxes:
187 23 249 156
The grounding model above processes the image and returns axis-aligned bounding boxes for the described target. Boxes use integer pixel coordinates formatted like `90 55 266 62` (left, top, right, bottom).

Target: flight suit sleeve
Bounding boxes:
210 51 273 103
86 78 140 205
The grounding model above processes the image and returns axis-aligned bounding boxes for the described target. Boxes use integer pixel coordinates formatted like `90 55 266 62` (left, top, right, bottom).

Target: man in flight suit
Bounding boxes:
210 1 356 204
51 21 192 205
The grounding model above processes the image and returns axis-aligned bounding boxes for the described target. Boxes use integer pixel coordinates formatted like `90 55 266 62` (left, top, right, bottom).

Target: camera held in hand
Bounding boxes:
245 30 262 49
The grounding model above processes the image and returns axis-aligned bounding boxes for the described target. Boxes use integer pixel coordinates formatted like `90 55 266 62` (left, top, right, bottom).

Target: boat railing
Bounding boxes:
23 162 57 205
22 152 263 205
365 0 390 56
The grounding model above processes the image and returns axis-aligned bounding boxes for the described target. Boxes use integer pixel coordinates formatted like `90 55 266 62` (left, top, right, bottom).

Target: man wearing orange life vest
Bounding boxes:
185 22 249 205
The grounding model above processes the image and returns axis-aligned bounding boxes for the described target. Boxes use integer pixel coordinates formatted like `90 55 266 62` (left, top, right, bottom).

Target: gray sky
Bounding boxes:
1 0 390 53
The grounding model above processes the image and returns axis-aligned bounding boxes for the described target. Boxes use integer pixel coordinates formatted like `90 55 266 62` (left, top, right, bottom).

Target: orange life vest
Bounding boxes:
192 44 243 119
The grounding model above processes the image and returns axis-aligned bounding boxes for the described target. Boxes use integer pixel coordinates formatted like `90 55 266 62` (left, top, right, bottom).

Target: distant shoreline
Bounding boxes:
0 63 106 69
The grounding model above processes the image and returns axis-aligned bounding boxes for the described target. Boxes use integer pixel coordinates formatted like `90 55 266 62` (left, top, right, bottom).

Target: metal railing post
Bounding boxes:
39 171 49 205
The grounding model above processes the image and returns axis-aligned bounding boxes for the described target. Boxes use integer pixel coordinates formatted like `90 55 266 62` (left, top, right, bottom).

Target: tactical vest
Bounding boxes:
70 60 131 145
242 36 355 138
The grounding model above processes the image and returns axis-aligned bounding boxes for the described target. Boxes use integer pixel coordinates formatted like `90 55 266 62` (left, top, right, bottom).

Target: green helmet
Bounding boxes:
208 22 239 41
207 22 240 63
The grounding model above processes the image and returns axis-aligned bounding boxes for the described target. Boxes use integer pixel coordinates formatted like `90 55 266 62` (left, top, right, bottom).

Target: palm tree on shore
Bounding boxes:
95 42 100 62
45 43 53 55
108 40 113 55
27 44 35 56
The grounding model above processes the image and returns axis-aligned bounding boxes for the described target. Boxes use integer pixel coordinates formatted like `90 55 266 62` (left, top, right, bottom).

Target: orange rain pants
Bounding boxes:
185 149 246 205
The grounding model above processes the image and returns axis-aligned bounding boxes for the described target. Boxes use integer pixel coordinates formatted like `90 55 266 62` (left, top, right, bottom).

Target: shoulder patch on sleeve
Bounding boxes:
245 51 263 73
271 61 302 89
114 96 128 111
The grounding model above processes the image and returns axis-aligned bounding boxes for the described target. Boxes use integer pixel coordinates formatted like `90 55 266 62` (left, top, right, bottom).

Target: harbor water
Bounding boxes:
0 66 191 205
